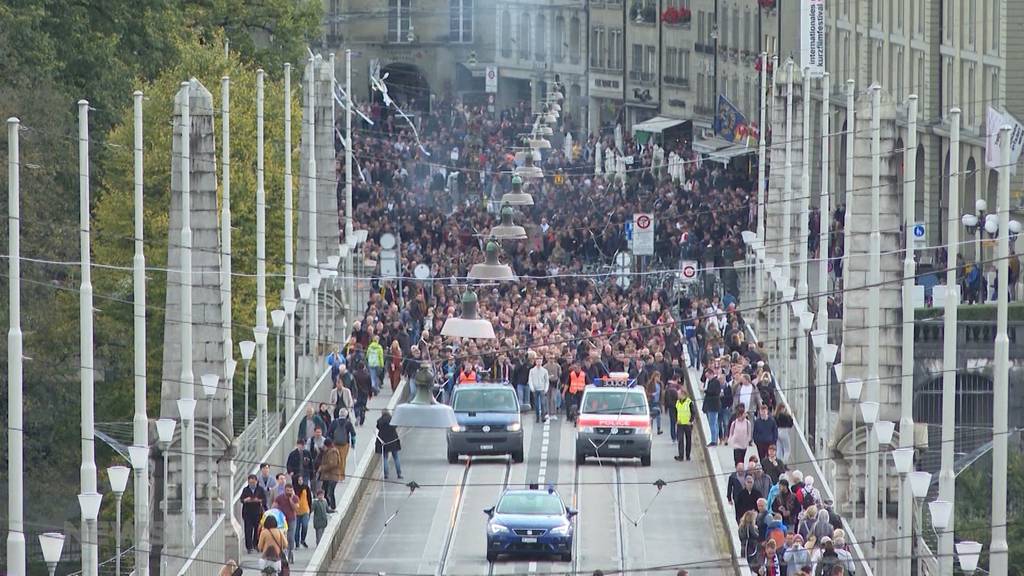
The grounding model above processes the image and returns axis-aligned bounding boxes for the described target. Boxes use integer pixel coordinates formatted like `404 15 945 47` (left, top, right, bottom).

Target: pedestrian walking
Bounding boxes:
312 489 329 544
293 475 312 548
528 356 550 422
367 335 385 395
239 474 267 554
702 370 722 446
273 484 300 562
753 404 779 461
375 409 404 479
317 439 343 512
728 404 753 465
327 409 357 480
258 515 287 574
674 388 696 461
774 404 794 462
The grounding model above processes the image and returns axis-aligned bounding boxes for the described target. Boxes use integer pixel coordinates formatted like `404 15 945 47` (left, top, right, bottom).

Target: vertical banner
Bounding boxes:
485 65 498 93
801 0 826 78
985 106 1024 175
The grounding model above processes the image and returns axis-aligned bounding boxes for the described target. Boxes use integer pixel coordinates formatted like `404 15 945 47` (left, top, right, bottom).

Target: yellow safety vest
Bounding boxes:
676 397 694 425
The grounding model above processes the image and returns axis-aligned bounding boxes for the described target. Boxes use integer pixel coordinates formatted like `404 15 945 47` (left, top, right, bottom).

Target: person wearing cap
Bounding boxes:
783 534 811 576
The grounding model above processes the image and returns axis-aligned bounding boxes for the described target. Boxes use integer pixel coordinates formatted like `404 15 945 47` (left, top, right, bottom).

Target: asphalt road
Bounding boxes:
330 409 733 576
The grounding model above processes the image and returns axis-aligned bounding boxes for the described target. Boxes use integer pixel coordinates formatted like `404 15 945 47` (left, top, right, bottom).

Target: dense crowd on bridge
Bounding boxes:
235 95 863 575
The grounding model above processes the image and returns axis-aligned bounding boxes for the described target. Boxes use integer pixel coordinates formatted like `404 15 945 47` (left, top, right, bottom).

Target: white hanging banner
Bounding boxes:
485 65 498 93
985 106 1024 175
801 0 826 78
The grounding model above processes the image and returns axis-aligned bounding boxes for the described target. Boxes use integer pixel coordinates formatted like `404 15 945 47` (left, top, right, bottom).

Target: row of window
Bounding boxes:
386 0 474 44
839 0 1001 56
499 10 582 63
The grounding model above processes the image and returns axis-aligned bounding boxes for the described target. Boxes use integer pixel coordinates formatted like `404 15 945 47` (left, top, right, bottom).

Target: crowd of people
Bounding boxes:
234 88 838 573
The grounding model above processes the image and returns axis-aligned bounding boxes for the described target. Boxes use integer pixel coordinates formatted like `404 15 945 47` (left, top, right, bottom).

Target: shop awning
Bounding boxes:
631 115 687 135
707 144 755 164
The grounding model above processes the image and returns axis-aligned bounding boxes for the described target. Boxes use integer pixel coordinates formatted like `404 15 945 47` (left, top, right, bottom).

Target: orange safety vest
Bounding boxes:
568 370 586 394
458 369 477 384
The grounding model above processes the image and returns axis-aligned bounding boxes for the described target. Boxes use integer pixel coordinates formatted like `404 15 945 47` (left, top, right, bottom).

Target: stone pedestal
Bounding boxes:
158 78 235 573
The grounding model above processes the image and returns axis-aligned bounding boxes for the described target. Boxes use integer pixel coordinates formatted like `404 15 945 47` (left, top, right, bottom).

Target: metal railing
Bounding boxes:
177 515 226 576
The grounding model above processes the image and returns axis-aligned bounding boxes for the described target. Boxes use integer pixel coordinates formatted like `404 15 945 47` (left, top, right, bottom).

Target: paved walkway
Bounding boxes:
238 386 397 574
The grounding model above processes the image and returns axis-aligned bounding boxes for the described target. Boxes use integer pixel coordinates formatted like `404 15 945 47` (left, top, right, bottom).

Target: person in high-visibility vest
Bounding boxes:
457 365 477 384
565 364 587 422
674 387 697 462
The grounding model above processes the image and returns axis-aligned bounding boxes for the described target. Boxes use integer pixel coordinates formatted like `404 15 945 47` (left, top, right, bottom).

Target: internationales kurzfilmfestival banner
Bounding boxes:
801 0 825 78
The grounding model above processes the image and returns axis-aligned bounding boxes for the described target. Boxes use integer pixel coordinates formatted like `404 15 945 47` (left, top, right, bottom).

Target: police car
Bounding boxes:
574 373 652 466
484 485 576 562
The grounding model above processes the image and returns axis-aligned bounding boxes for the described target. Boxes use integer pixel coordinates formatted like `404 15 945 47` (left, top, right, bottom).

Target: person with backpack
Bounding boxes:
674 388 698 462
366 335 385 395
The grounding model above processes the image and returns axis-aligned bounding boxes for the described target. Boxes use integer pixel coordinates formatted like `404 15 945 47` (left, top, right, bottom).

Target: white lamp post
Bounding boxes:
7 117 26 576
271 309 286 418
956 540 983 575
781 59 794 394
130 90 151 576
177 397 197 547
306 56 320 369
283 62 297 420
310 268 323 358
874 418 895 567
38 532 65 576
200 373 219 518
255 68 270 459
845 377 863 516
797 67 812 434
127 444 149 576
107 465 130 576
78 492 103 576
298 282 313 359
929 499 953 531
155 418 176 573
239 340 256 427
990 124 1013 575
78 99 100 576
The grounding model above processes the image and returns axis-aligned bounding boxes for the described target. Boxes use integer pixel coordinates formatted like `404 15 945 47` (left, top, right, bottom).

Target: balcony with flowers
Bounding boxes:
661 5 692 27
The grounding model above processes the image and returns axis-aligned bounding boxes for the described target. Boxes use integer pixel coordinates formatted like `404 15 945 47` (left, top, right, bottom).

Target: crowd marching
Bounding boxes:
235 94 859 575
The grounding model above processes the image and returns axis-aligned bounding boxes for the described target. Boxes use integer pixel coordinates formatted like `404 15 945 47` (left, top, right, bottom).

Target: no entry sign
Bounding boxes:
680 260 699 282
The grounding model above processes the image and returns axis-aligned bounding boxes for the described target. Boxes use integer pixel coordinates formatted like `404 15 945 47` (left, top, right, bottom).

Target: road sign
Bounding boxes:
624 221 634 241
414 263 431 280
380 232 396 250
679 260 699 283
911 221 926 248
632 213 654 256
380 249 398 279
485 65 498 93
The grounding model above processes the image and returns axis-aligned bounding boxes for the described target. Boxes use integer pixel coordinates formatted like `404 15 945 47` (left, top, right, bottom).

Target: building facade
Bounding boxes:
494 0 589 125
826 0 1024 247
317 0 495 109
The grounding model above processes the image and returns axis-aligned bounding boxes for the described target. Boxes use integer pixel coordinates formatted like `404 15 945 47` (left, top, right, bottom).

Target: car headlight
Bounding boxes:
450 425 465 433
488 522 510 534
635 427 652 435
579 426 595 434
549 524 571 536
506 422 521 432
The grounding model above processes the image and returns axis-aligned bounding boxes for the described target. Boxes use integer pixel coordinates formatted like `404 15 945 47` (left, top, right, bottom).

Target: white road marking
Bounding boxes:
530 420 553 575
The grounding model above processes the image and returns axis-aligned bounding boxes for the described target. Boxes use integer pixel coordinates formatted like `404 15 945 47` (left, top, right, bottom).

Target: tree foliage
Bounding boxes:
94 33 301 421
954 450 1024 574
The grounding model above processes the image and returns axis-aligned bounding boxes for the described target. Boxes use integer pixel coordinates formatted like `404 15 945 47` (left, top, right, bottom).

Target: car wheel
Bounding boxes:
575 449 586 465
447 449 460 464
640 453 651 467
486 551 498 562
561 553 572 562
511 449 524 463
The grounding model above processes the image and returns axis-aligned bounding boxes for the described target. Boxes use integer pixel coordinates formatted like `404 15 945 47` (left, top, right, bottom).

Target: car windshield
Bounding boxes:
496 492 564 515
453 388 518 413
581 390 648 415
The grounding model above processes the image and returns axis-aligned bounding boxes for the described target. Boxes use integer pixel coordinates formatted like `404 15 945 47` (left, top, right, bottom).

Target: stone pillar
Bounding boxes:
835 88 903 500
158 78 232 573
297 56 340 280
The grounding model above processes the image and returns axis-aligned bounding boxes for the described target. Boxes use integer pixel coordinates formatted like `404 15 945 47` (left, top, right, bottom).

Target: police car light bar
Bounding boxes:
591 374 638 387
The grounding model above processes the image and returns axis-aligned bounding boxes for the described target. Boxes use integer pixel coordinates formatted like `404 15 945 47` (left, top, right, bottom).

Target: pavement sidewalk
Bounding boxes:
239 386 398 574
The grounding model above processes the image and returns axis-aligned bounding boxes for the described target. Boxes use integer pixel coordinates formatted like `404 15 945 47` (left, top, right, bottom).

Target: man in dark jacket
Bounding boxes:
286 439 314 484
771 479 799 527
239 474 267 553
352 362 372 425
752 404 779 460
734 474 763 522
701 372 722 446
726 461 746 505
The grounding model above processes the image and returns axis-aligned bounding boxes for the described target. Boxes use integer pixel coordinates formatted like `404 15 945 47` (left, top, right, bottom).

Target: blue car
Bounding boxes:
484 485 576 562
448 384 524 463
